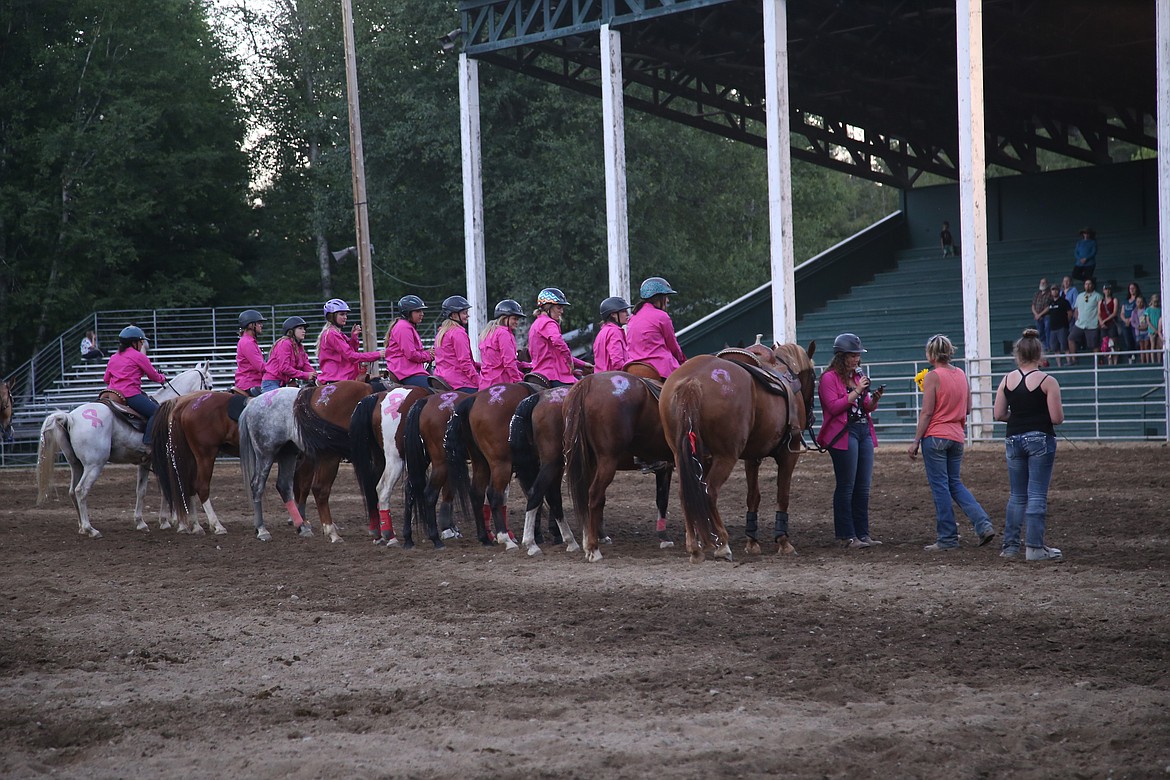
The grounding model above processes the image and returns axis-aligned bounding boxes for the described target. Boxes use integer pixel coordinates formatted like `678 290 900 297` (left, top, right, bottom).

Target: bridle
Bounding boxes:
164 366 213 397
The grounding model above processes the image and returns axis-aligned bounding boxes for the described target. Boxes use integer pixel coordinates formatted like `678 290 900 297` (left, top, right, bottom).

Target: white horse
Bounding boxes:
35 362 214 538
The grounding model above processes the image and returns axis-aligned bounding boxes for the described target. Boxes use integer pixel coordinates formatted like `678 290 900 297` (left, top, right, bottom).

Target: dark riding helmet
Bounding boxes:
599 296 631 319
536 288 570 306
398 295 427 315
238 309 266 329
493 299 525 318
119 325 147 341
441 295 472 317
282 316 308 334
832 333 866 354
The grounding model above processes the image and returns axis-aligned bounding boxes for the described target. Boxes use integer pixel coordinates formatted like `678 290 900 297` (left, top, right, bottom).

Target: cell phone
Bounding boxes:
878 384 886 392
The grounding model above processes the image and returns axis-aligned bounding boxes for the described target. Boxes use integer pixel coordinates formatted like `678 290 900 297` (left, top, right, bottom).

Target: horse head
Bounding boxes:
772 341 817 431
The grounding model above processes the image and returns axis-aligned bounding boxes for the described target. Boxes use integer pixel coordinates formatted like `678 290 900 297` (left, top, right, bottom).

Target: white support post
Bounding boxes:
763 0 796 345
459 53 488 359
956 0 993 439
601 24 631 303
1157 0 1170 440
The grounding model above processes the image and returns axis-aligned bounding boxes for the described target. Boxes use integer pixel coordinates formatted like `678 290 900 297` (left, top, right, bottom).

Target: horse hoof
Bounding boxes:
526 545 543 557
775 540 798 556
744 540 761 555
714 544 733 562
298 525 314 538
659 540 675 549
256 529 272 542
585 548 603 563
159 521 172 531
383 537 400 548
566 542 582 554
191 526 206 536
402 540 415 550
432 539 446 550
689 551 704 564
214 527 228 536
373 537 385 546
136 521 149 532
89 529 103 539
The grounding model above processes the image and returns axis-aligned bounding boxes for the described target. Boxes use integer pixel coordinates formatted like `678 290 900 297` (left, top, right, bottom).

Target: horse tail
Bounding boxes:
509 393 542 494
670 377 718 547
36 411 70 506
238 405 261 499
150 398 186 515
292 386 350 461
563 384 594 525
402 397 430 534
348 394 384 518
443 395 478 523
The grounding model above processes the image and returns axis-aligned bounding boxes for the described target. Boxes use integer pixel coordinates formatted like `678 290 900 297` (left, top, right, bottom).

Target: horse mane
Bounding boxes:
293 387 351 461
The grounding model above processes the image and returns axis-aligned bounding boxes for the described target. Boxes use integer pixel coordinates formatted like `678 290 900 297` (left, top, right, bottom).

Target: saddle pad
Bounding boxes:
637 377 664 402
226 393 248 423
427 376 454 392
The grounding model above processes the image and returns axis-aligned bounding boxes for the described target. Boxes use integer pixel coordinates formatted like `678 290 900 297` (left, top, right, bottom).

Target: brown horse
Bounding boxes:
561 371 676 562
0 379 13 442
150 390 247 535
509 388 577 556
659 341 816 563
443 383 545 550
401 389 473 548
348 385 432 545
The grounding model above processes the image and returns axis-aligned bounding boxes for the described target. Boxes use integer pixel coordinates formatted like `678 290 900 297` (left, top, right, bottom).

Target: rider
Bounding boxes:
262 316 316 393
527 287 592 387
626 276 687 380
478 299 531 388
384 295 433 388
592 296 631 373
434 295 482 393
104 325 167 444
316 298 382 383
234 309 267 397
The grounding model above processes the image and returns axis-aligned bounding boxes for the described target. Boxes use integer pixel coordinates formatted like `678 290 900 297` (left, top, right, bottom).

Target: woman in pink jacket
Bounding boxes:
104 325 167 444
478 299 531 388
234 309 267 397
434 295 481 393
527 287 591 387
592 296 631 373
262 317 316 393
316 298 381 383
625 277 687 380
384 295 433 388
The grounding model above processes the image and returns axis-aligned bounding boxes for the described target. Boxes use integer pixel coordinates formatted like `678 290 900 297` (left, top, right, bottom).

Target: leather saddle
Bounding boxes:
427 376 454 392
622 361 663 381
715 347 803 431
522 372 551 390
97 390 147 433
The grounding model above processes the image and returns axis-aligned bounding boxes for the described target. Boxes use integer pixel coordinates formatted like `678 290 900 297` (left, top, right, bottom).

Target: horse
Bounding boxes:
237 387 309 542
400 389 473 548
348 385 432 546
0 379 14 442
443 383 545 552
35 363 214 538
149 390 249 536
659 341 817 563
561 371 677 562
508 388 578 556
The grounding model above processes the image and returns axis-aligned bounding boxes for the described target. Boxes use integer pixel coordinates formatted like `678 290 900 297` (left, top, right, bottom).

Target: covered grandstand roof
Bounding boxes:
458 0 1157 189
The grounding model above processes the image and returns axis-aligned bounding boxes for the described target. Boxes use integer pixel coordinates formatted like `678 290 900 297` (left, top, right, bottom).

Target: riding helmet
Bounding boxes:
282 316 308 334
238 309 266 329
398 295 427 315
599 296 631 319
119 325 147 341
536 288 570 306
639 277 677 300
493 299 525 318
441 295 472 317
322 298 350 317
832 333 866 354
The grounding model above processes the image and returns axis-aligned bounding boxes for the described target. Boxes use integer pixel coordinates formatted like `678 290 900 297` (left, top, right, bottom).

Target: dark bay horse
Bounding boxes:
659 342 816 563
509 388 577 556
400 390 472 548
561 371 676 562
349 385 432 545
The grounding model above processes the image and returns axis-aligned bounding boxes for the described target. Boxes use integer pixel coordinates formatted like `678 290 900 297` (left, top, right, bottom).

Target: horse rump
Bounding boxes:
348 394 384 520
292 386 351 461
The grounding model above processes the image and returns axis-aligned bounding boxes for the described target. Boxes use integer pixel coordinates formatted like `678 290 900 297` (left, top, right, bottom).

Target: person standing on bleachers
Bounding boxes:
1068 278 1102 366
80 330 105 362
1060 276 1078 311
940 221 954 257
1030 277 1050 353
234 310 267 397
104 325 167 445
1071 227 1097 282
1120 283 1142 362
1042 284 1072 367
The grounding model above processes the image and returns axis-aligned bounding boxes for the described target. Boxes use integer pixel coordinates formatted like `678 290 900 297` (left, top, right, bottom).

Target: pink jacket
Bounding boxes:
318 327 380 382
384 319 431 380
263 338 315 385
478 325 529 388
527 314 587 384
234 334 265 390
816 367 879 450
435 326 481 390
592 322 628 373
104 349 166 398
626 304 686 378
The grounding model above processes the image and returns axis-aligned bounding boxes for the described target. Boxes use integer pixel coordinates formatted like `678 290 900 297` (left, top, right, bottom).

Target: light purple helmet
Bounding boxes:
323 298 350 317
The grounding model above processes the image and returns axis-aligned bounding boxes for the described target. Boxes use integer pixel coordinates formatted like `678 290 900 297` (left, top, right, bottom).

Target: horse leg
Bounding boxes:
71 458 106 539
654 467 675 550
374 453 403 546
742 458 764 555
192 446 225 535
583 457 619 563
311 455 344 543
773 449 801 555
292 455 315 530
548 475 578 553
698 456 737 564
489 467 517 552
133 464 151 532
422 480 445 549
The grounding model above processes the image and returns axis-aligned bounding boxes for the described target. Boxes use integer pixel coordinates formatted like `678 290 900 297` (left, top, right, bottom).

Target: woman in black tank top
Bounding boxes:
993 328 1065 562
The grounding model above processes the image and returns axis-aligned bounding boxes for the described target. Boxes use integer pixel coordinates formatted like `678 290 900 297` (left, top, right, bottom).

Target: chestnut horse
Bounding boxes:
348 385 432 546
401 390 472 548
509 388 578 556
659 341 816 563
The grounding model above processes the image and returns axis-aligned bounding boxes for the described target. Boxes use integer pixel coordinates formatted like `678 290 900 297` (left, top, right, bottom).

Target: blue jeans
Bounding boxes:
1004 432 1057 551
260 379 283 393
921 436 993 547
399 374 430 389
125 393 159 445
828 420 873 540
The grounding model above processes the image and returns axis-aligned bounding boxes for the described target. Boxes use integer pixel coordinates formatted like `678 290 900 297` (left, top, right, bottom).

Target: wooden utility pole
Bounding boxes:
341 0 378 352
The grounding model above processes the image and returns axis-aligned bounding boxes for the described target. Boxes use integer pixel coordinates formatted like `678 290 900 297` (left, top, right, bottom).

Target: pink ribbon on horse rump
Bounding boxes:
547 387 569 404
82 409 103 429
383 391 407 420
439 392 459 411
609 375 630 397
488 385 507 405
318 384 337 405
711 367 734 396
191 392 214 410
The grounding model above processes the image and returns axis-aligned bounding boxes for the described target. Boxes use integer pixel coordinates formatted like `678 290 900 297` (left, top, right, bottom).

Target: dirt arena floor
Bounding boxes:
1 443 1168 779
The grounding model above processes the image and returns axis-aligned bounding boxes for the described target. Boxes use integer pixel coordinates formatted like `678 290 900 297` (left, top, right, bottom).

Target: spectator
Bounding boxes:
1031 277 1050 351
940 221 955 257
1120 282 1142 361
1071 227 1097 282
1042 284 1072 366
79 330 105 362
1146 293 1163 355
993 328 1065 562
1134 295 1151 363
1060 276 1078 311
907 334 996 552
1098 284 1121 366
1068 278 1102 365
